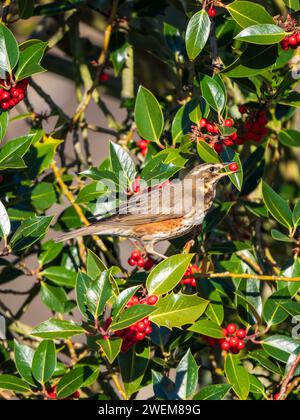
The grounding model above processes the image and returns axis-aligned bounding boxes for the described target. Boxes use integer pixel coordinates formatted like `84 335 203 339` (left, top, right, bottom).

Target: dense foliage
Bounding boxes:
0 0 300 401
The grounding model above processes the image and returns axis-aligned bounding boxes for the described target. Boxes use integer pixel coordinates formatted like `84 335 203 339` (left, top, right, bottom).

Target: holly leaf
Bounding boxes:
149 292 208 329
15 40 47 81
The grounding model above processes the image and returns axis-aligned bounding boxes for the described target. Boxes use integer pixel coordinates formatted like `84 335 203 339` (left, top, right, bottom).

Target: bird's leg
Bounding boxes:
145 242 167 260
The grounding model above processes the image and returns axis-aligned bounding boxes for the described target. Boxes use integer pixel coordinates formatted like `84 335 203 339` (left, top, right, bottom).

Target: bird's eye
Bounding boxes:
209 167 215 173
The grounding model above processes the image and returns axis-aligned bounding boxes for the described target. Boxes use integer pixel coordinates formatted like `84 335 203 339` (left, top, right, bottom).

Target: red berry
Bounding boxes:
143 258 154 271
100 72 109 81
226 323 236 334
239 105 247 114
1 91 10 101
147 295 158 305
224 119 234 127
213 143 223 154
221 341 231 351
237 340 245 350
72 390 80 399
136 332 146 341
229 337 238 348
1 102 9 110
289 35 297 46
137 321 146 332
137 258 145 268
47 386 57 399
274 393 280 400
131 296 139 305
190 278 196 287
223 139 234 147
230 132 238 141
206 123 215 133
236 329 247 339
128 257 137 266
208 7 217 17
131 250 142 260
139 139 149 150
145 325 152 334
200 118 207 128
229 163 238 172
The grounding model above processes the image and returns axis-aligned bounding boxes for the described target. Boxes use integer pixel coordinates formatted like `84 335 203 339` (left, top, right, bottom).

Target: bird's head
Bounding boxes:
188 162 237 186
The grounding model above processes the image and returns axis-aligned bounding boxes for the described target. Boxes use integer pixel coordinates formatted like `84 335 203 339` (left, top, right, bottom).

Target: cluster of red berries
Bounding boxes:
181 264 199 288
115 294 158 352
47 386 80 400
280 33 300 50
220 324 247 354
202 324 247 354
137 139 149 156
128 249 155 271
193 117 238 154
208 6 217 18
237 106 269 144
0 79 28 111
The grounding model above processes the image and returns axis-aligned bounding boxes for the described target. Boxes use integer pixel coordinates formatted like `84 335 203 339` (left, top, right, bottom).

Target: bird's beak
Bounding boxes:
217 163 238 178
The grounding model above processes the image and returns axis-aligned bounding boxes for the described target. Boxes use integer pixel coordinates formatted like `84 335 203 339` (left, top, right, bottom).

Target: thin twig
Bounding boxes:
278 353 300 400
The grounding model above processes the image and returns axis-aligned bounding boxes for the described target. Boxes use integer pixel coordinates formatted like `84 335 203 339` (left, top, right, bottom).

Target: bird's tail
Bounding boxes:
55 224 116 243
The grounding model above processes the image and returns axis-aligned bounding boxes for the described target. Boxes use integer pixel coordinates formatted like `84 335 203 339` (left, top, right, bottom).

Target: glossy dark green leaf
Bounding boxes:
118 345 150 398
0 111 8 142
31 182 56 211
86 249 106 280
249 349 283 375
261 181 293 230
193 384 231 400
32 340 56 384
134 86 164 143
40 266 76 288
197 141 220 164
263 287 291 326
221 149 243 191
97 337 122 364
279 129 300 147
15 40 47 81
235 25 286 45
31 318 84 339
0 23 19 72
75 181 108 203
0 134 34 169
14 341 36 387
76 271 93 319
141 149 186 182
222 45 278 78
112 285 140 319
283 0 300 11
188 319 224 338
40 282 69 313
0 375 31 393
149 292 208 329
185 10 211 60
146 254 193 296
86 270 114 320
110 304 157 331
57 366 98 399
227 1 274 28
225 354 250 400
271 229 294 243
110 142 136 186
293 200 300 226
263 335 300 363
175 349 198 399
200 75 225 113
10 215 53 252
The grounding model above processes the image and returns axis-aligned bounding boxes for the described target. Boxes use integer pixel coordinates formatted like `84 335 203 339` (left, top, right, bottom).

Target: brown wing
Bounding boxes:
106 178 199 226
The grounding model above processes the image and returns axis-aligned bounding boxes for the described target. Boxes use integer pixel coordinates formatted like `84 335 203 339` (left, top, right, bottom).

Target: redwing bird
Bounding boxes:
56 163 235 258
